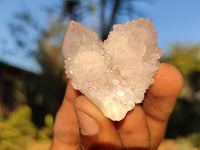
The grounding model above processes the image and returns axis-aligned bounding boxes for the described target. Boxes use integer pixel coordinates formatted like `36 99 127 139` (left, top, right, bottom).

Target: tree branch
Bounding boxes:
102 0 121 40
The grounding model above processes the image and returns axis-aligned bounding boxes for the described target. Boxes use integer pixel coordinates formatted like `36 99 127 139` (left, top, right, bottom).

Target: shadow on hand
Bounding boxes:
84 143 149 150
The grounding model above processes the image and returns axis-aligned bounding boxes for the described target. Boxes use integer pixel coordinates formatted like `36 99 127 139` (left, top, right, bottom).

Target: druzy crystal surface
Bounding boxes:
62 18 163 121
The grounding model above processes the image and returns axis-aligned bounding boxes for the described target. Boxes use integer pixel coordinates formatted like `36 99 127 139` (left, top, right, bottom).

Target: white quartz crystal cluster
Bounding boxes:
62 18 163 121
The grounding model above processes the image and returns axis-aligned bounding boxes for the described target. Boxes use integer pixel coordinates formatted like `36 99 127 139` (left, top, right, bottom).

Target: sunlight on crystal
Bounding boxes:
62 18 163 121
117 91 124 96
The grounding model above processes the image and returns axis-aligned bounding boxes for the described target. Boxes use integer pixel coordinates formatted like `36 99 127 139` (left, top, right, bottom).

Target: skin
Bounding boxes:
50 63 183 150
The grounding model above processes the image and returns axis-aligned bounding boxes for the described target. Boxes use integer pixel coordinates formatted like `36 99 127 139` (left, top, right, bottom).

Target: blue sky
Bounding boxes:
0 0 200 73
138 0 200 50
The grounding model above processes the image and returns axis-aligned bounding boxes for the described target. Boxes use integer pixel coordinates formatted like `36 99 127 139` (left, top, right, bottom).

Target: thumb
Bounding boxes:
74 96 121 150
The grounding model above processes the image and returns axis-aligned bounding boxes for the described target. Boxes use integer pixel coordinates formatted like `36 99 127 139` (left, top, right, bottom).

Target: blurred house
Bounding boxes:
0 60 37 117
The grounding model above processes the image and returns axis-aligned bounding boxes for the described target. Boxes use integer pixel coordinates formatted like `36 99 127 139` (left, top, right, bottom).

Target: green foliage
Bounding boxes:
13 79 27 105
177 137 193 149
0 106 51 150
187 132 200 148
164 44 200 148
175 132 200 148
44 114 54 129
162 45 200 79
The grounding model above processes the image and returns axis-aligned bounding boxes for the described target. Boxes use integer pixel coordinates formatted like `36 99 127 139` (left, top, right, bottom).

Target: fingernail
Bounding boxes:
75 109 99 136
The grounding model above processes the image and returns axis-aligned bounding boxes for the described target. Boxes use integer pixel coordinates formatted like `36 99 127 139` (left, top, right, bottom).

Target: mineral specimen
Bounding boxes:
62 18 163 121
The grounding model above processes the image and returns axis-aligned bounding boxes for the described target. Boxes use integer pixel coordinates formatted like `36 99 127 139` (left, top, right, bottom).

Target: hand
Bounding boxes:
50 63 183 150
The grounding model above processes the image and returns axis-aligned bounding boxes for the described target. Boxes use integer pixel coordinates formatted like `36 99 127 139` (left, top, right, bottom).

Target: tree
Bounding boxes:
61 0 147 40
162 45 200 79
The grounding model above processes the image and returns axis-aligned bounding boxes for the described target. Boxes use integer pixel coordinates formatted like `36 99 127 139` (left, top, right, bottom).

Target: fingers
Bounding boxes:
51 81 81 150
51 63 183 150
116 105 150 149
142 63 183 149
143 63 183 120
65 80 82 102
74 96 122 150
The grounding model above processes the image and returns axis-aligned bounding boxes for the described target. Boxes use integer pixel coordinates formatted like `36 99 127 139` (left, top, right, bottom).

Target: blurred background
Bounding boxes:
0 0 200 149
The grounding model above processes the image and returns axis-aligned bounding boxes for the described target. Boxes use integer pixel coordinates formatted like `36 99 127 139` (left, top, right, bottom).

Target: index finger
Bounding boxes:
51 80 81 150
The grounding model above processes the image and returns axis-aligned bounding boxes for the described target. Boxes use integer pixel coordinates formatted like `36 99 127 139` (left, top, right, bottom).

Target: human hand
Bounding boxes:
50 63 183 150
